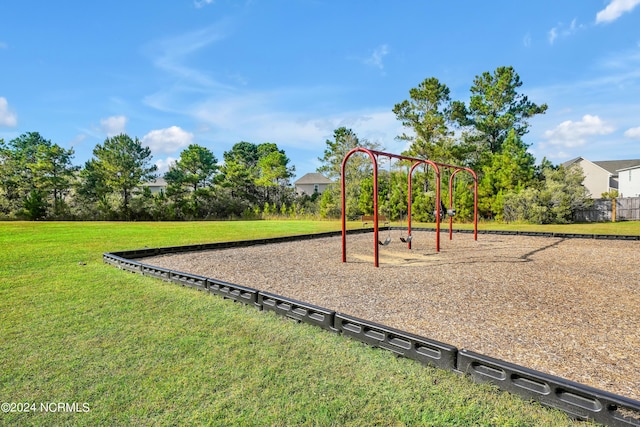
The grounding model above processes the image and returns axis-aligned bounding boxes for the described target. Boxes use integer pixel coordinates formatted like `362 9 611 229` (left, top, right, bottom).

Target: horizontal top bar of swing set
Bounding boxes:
346 147 477 176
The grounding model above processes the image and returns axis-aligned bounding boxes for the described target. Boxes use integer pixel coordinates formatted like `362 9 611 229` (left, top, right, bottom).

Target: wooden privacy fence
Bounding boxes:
617 197 640 221
574 197 640 222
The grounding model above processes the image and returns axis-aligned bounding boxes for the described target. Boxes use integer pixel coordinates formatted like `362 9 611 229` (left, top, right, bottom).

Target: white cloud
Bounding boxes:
69 134 88 147
596 0 640 24
142 126 194 155
147 23 230 89
194 0 214 8
155 157 177 174
548 19 584 44
363 44 390 70
0 42 7 49
542 115 615 148
0 97 17 127
190 87 405 153
624 126 640 139
100 115 127 137
523 33 532 48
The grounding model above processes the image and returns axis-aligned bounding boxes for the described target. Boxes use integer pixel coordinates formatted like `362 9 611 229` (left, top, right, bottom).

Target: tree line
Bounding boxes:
0 133 301 220
318 66 591 224
0 65 591 223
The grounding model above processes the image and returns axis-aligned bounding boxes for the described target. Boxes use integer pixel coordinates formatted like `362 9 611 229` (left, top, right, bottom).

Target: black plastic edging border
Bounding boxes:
109 228 373 260
103 231 640 426
395 227 640 241
458 349 640 426
334 312 458 371
259 292 336 332
207 278 259 306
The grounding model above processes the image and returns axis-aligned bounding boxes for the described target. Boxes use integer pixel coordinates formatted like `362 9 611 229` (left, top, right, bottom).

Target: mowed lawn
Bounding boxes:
1 220 619 426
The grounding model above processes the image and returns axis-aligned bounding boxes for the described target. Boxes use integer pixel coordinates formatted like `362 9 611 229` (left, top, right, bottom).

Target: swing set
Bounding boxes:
341 147 478 267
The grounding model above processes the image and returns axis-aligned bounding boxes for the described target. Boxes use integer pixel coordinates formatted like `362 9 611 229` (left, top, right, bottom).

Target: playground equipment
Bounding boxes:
378 157 392 246
341 147 478 267
399 211 412 243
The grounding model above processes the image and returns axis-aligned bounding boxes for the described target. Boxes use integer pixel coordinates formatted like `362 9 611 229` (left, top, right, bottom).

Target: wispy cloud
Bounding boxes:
142 126 194 155
542 115 615 148
548 28 558 45
528 45 640 161
143 28 402 159
194 0 214 8
548 19 584 44
188 88 405 155
146 22 232 89
0 41 7 49
363 44 390 70
69 134 88 148
100 115 127 137
0 97 18 127
596 0 640 24
624 126 640 139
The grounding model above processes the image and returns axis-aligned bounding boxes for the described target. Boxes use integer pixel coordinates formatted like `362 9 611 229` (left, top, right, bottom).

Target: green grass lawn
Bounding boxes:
0 220 618 426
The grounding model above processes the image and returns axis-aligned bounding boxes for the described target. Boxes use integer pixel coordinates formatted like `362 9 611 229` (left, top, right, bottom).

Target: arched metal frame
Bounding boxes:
341 147 478 267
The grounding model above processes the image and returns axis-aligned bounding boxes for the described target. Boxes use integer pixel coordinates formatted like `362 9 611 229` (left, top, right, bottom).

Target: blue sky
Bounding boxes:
1 0 639 180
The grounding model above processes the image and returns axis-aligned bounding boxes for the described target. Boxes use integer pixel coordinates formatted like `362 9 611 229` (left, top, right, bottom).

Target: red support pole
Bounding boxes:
341 155 348 263
341 147 380 267
407 163 419 250
435 168 441 252
407 169 411 249
372 155 379 267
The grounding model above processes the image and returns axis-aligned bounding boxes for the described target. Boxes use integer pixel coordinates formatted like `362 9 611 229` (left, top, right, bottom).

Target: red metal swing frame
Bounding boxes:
341 147 478 267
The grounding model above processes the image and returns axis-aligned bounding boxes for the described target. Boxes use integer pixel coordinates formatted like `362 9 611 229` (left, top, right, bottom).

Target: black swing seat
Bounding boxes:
399 235 412 243
378 237 391 246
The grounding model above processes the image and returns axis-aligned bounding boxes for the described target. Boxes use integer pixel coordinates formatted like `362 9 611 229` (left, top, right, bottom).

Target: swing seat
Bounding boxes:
399 235 412 243
447 209 456 217
378 237 391 246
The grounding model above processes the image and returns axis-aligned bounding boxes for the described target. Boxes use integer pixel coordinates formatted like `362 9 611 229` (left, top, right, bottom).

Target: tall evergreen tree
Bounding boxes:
255 142 295 207
317 127 380 218
452 66 547 156
164 144 219 220
392 77 459 164
0 132 76 218
165 144 218 192
478 129 536 219
85 134 157 218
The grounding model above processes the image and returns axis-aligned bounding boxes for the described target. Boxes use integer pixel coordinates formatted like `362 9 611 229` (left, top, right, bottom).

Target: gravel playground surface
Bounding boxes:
142 230 640 401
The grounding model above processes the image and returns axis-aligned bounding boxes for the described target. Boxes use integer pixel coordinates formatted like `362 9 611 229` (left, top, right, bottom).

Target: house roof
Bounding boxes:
141 177 167 187
562 157 611 175
595 160 640 174
561 157 583 168
593 159 640 175
294 173 333 185
562 157 640 176
617 164 640 172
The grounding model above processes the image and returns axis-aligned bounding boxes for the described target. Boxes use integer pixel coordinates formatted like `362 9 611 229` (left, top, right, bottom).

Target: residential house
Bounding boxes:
617 164 640 197
141 177 168 195
562 157 640 198
294 173 333 196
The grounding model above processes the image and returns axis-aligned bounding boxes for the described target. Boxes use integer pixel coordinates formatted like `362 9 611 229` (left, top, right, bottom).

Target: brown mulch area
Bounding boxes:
141 231 640 401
